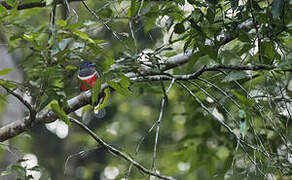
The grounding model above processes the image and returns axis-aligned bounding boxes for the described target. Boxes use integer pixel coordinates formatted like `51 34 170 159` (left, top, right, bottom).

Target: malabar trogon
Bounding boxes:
78 61 106 121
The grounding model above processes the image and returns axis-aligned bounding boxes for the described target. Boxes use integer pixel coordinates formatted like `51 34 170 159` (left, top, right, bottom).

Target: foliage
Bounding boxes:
0 0 291 179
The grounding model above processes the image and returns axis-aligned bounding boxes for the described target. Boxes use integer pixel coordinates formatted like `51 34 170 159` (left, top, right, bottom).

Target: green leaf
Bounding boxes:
129 1 138 17
82 104 93 115
92 78 102 105
272 0 284 19
50 100 71 127
103 57 115 70
174 23 185 34
260 41 278 64
58 38 71 51
79 80 92 90
0 68 15 76
0 4 8 17
223 72 249 82
56 20 67 27
192 8 203 22
67 23 84 29
206 7 215 23
94 88 110 111
176 0 185 5
220 50 240 63
0 170 11 176
45 0 54 6
238 109 246 119
187 0 195 4
144 17 156 33
5 0 16 7
217 146 230 160
23 34 35 42
73 30 97 44
0 79 17 89
73 30 89 40
120 75 131 88
238 109 249 139
108 81 131 96
277 58 292 68
93 39 104 44
230 0 239 11
65 65 77 70
187 51 203 72
232 90 255 107
240 119 247 138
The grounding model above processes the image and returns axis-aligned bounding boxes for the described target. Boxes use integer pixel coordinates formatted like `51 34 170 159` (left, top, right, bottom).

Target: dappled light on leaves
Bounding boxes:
0 0 291 179
103 166 119 180
20 154 41 180
45 119 69 139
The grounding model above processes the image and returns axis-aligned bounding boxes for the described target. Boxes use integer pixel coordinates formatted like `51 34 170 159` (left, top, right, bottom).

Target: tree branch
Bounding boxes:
2 87 32 114
69 117 175 180
150 78 175 174
131 64 274 81
0 84 99 142
0 64 276 142
0 0 80 10
177 81 270 159
1 86 36 121
0 0 167 11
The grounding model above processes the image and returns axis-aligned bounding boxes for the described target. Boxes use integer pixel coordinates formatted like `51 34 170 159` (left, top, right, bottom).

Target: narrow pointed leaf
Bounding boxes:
92 78 102 105
0 68 15 76
50 100 71 127
108 81 131 96
94 88 110 111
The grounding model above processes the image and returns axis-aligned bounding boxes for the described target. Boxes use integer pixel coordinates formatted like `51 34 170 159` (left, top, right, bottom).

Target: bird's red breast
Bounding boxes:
78 71 97 91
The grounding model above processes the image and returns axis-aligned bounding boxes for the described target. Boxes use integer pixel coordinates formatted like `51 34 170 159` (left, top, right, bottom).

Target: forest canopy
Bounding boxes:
0 0 292 179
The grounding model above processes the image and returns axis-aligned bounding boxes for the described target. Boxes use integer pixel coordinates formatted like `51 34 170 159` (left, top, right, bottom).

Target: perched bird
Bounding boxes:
78 61 106 122
78 61 99 91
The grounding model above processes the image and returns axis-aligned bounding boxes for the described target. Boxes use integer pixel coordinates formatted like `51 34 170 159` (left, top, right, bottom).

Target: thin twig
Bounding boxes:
150 78 175 176
197 77 240 108
137 0 145 17
50 0 57 30
64 147 99 175
80 0 133 53
0 142 22 158
2 86 35 120
0 63 278 142
177 81 235 135
129 19 138 53
177 81 267 176
69 117 175 180
125 119 157 179
187 80 239 126
132 64 274 82
126 79 175 179
0 0 80 10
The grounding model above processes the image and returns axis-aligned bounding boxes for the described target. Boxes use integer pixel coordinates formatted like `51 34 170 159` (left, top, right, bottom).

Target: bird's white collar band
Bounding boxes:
78 71 97 80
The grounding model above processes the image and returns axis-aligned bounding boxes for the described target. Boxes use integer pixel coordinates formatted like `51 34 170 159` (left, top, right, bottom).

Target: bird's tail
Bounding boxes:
94 107 106 119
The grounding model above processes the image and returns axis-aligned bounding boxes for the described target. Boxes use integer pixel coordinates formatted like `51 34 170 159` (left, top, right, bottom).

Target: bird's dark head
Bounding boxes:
80 61 96 70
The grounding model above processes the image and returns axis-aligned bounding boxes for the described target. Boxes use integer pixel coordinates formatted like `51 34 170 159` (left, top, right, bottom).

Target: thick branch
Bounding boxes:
1 0 80 10
1 0 168 10
0 84 106 142
0 64 275 142
2 87 34 116
70 117 175 180
131 64 274 81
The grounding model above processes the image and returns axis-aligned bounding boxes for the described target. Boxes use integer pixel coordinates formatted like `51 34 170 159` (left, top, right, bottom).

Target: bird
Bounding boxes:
78 61 106 122
78 61 99 91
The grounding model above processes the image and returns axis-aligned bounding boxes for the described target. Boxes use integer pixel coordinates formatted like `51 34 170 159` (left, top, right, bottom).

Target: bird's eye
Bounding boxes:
89 62 96 67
